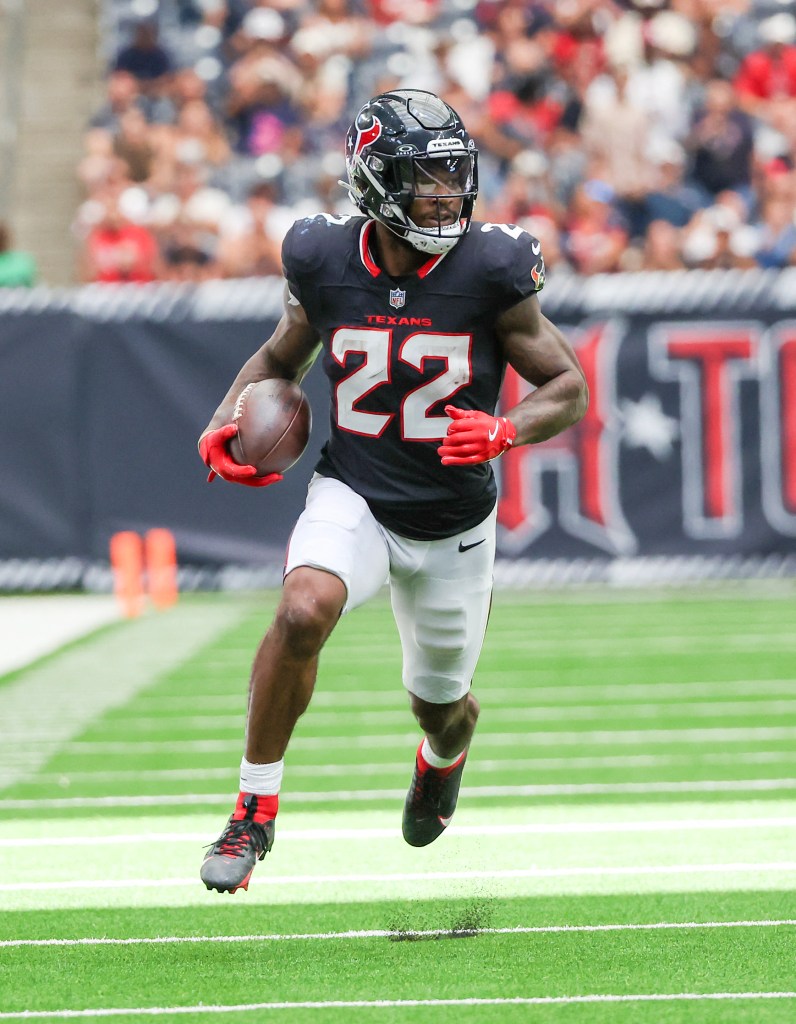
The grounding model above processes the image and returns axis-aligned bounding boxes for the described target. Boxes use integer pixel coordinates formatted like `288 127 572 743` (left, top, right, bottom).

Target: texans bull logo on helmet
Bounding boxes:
351 116 383 160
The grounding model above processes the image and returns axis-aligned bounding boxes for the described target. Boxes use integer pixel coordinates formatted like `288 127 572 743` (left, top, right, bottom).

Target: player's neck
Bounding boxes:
372 223 428 277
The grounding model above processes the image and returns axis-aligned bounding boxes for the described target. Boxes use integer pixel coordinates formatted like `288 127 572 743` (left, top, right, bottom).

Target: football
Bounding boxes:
229 378 311 476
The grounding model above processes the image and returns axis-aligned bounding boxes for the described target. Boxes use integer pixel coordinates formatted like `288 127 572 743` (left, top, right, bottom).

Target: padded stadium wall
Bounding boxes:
1 270 795 590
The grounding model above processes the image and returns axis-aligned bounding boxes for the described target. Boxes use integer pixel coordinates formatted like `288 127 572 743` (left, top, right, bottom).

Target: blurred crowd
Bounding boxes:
72 0 796 283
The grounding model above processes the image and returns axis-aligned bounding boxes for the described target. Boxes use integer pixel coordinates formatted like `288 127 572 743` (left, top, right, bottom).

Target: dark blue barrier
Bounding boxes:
1 272 795 584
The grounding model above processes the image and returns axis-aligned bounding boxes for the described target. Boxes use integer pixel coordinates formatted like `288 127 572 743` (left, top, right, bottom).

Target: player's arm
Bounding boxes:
204 285 321 433
496 293 588 444
439 294 588 465
199 286 321 485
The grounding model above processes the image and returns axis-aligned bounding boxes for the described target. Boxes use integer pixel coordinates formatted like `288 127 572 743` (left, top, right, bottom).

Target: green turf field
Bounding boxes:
1 587 795 1022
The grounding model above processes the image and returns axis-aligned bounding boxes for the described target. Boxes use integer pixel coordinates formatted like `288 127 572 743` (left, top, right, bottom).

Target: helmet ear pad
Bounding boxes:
344 90 479 255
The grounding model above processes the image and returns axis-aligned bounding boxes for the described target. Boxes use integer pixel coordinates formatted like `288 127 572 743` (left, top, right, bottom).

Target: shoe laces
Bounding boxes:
209 818 269 861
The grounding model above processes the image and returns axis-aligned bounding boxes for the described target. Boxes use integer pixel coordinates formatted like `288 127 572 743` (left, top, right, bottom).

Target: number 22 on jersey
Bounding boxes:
331 327 473 441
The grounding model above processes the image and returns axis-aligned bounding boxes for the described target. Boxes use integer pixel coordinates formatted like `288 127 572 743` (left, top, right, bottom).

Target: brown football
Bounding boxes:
229 379 311 476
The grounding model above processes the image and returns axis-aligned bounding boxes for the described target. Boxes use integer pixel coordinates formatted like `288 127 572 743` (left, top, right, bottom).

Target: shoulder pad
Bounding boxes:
282 215 363 306
472 221 545 300
283 213 358 275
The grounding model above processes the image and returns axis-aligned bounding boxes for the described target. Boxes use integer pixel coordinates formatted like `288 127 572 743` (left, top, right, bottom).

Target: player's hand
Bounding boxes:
438 405 517 465
198 423 283 488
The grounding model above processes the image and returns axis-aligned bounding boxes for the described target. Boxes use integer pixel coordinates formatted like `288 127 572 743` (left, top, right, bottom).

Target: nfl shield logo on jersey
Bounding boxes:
389 287 406 309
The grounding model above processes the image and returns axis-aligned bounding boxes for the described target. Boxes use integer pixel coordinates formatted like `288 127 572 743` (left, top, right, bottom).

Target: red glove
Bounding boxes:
198 423 282 488
438 405 517 465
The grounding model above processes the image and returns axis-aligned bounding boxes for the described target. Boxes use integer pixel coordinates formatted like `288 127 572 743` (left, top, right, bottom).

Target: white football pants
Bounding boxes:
284 474 496 703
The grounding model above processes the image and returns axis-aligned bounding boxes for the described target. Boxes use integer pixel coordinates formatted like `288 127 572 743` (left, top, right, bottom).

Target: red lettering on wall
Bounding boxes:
497 322 631 554
576 325 609 526
664 330 755 521
497 368 527 531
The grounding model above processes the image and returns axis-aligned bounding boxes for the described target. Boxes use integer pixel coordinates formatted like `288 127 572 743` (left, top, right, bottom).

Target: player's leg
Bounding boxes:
244 565 345 766
200 564 343 894
201 476 390 892
408 690 480 760
389 507 497 847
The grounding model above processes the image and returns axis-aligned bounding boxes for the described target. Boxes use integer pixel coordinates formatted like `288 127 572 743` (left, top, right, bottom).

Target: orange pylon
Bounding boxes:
145 528 179 609
109 531 145 618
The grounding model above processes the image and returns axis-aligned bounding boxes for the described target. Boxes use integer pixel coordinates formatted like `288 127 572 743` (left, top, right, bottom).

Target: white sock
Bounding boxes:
421 737 465 769
239 757 284 795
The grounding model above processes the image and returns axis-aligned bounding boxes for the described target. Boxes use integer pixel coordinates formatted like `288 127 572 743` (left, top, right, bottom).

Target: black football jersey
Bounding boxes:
281 214 544 539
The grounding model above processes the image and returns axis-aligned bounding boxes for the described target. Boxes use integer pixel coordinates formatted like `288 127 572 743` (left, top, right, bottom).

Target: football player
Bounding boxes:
198 89 588 892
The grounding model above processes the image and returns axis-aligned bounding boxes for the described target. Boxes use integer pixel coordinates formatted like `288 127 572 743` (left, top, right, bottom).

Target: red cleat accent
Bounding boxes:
402 743 468 847
200 807 275 893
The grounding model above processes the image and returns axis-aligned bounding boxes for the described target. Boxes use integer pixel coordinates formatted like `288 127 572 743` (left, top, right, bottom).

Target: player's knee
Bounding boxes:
273 596 335 657
410 692 477 735
273 575 344 658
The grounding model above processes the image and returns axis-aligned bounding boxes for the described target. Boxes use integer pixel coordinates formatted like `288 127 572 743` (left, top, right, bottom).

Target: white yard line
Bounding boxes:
3 778 796 811
2 862 796 893
29 749 796 786
2 815 795 848
135 678 796 710
2 918 795 948
37 724 796 756
0 597 120 677
1 992 795 1018
316 634 796 656
85 698 796 731
0 603 246 791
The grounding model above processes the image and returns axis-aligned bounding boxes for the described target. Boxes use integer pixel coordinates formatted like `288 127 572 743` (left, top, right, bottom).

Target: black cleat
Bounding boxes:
402 745 467 848
201 798 275 893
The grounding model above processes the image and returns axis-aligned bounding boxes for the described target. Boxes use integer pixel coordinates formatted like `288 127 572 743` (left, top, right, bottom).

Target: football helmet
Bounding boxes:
344 90 478 255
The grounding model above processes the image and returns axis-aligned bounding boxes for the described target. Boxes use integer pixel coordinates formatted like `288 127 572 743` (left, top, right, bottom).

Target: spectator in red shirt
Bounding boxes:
82 196 162 283
565 179 629 275
368 0 439 26
734 13 796 116
487 6 564 151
